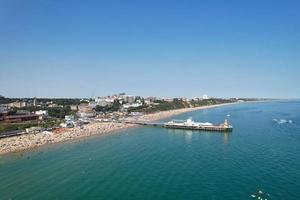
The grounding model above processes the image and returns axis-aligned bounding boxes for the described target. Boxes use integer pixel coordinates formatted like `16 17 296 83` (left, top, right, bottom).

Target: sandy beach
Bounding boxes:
0 103 236 155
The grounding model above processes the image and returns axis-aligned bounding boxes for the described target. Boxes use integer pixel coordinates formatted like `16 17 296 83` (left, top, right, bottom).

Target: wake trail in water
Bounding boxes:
273 119 293 124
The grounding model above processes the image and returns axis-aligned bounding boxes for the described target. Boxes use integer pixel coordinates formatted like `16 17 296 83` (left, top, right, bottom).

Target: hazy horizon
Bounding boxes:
1 1 299 98
0 93 297 100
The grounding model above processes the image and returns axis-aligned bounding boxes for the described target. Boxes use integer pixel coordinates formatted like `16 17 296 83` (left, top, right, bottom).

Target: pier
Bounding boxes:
115 119 233 132
0 119 231 140
162 124 232 132
121 121 164 127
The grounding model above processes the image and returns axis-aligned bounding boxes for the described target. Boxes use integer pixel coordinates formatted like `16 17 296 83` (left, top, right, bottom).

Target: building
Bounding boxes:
145 96 157 102
122 103 143 109
61 115 75 128
77 103 96 118
16 110 31 115
9 101 27 108
144 100 152 105
0 104 9 113
60 121 74 128
164 98 174 102
95 97 114 107
33 97 37 107
89 101 97 109
48 104 63 108
122 95 135 103
202 94 209 100
46 101 53 106
0 114 39 123
35 110 48 116
183 98 191 102
70 105 78 111
35 110 48 120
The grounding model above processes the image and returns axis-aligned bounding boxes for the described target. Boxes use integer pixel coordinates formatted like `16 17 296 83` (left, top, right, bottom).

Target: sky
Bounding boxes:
0 0 299 98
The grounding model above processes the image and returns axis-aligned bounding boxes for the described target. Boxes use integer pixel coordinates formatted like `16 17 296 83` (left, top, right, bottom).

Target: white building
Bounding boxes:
164 98 174 102
144 100 152 105
33 97 37 106
202 94 209 100
35 110 48 116
122 103 143 109
35 110 48 120
70 105 78 111
95 97 114 107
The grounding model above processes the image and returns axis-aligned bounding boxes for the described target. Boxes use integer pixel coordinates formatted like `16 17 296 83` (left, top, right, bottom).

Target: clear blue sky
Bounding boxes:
0 0 299 98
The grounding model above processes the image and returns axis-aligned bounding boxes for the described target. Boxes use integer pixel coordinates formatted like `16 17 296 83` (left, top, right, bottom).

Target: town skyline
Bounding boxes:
0 93 288 100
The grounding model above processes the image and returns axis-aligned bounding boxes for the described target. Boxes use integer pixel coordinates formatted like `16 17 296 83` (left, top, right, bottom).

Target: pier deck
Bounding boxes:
116 120 232 132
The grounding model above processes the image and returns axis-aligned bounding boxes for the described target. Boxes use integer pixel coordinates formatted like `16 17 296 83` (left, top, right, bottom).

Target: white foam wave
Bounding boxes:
273 119 293 124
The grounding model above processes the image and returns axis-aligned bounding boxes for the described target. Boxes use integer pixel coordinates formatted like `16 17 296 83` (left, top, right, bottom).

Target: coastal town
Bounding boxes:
1 0 297 198
0 93 255 154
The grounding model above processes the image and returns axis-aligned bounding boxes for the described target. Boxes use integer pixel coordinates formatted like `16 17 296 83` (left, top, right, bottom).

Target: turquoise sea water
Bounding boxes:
0 101 300 200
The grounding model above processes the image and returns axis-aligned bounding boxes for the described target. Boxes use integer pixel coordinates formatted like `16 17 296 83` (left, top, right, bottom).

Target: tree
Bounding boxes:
47 106 71 119
109 100 121 112
95 105 109 112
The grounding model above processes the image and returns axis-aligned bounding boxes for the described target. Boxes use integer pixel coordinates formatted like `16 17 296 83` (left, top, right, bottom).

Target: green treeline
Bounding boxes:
0 96 82 106
128 98 235 113
0 119 61 133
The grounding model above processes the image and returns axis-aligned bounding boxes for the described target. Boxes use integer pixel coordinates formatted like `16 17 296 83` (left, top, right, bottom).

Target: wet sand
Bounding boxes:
0 103 236 155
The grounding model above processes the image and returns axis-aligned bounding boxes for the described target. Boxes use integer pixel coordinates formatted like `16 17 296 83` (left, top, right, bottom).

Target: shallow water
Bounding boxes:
0 101 300 199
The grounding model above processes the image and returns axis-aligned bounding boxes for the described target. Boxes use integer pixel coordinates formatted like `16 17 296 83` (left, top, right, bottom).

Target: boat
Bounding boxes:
163 117 233 132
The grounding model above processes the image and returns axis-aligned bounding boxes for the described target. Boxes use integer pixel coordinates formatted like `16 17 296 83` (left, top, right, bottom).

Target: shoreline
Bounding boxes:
0 102 238 155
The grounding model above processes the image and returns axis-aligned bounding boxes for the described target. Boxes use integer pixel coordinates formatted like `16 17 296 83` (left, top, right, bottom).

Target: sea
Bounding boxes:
0 101 300 200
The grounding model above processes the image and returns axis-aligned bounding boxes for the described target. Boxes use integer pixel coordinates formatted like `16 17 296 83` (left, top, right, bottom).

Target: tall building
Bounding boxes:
33 97 37 107
123 95 135 103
